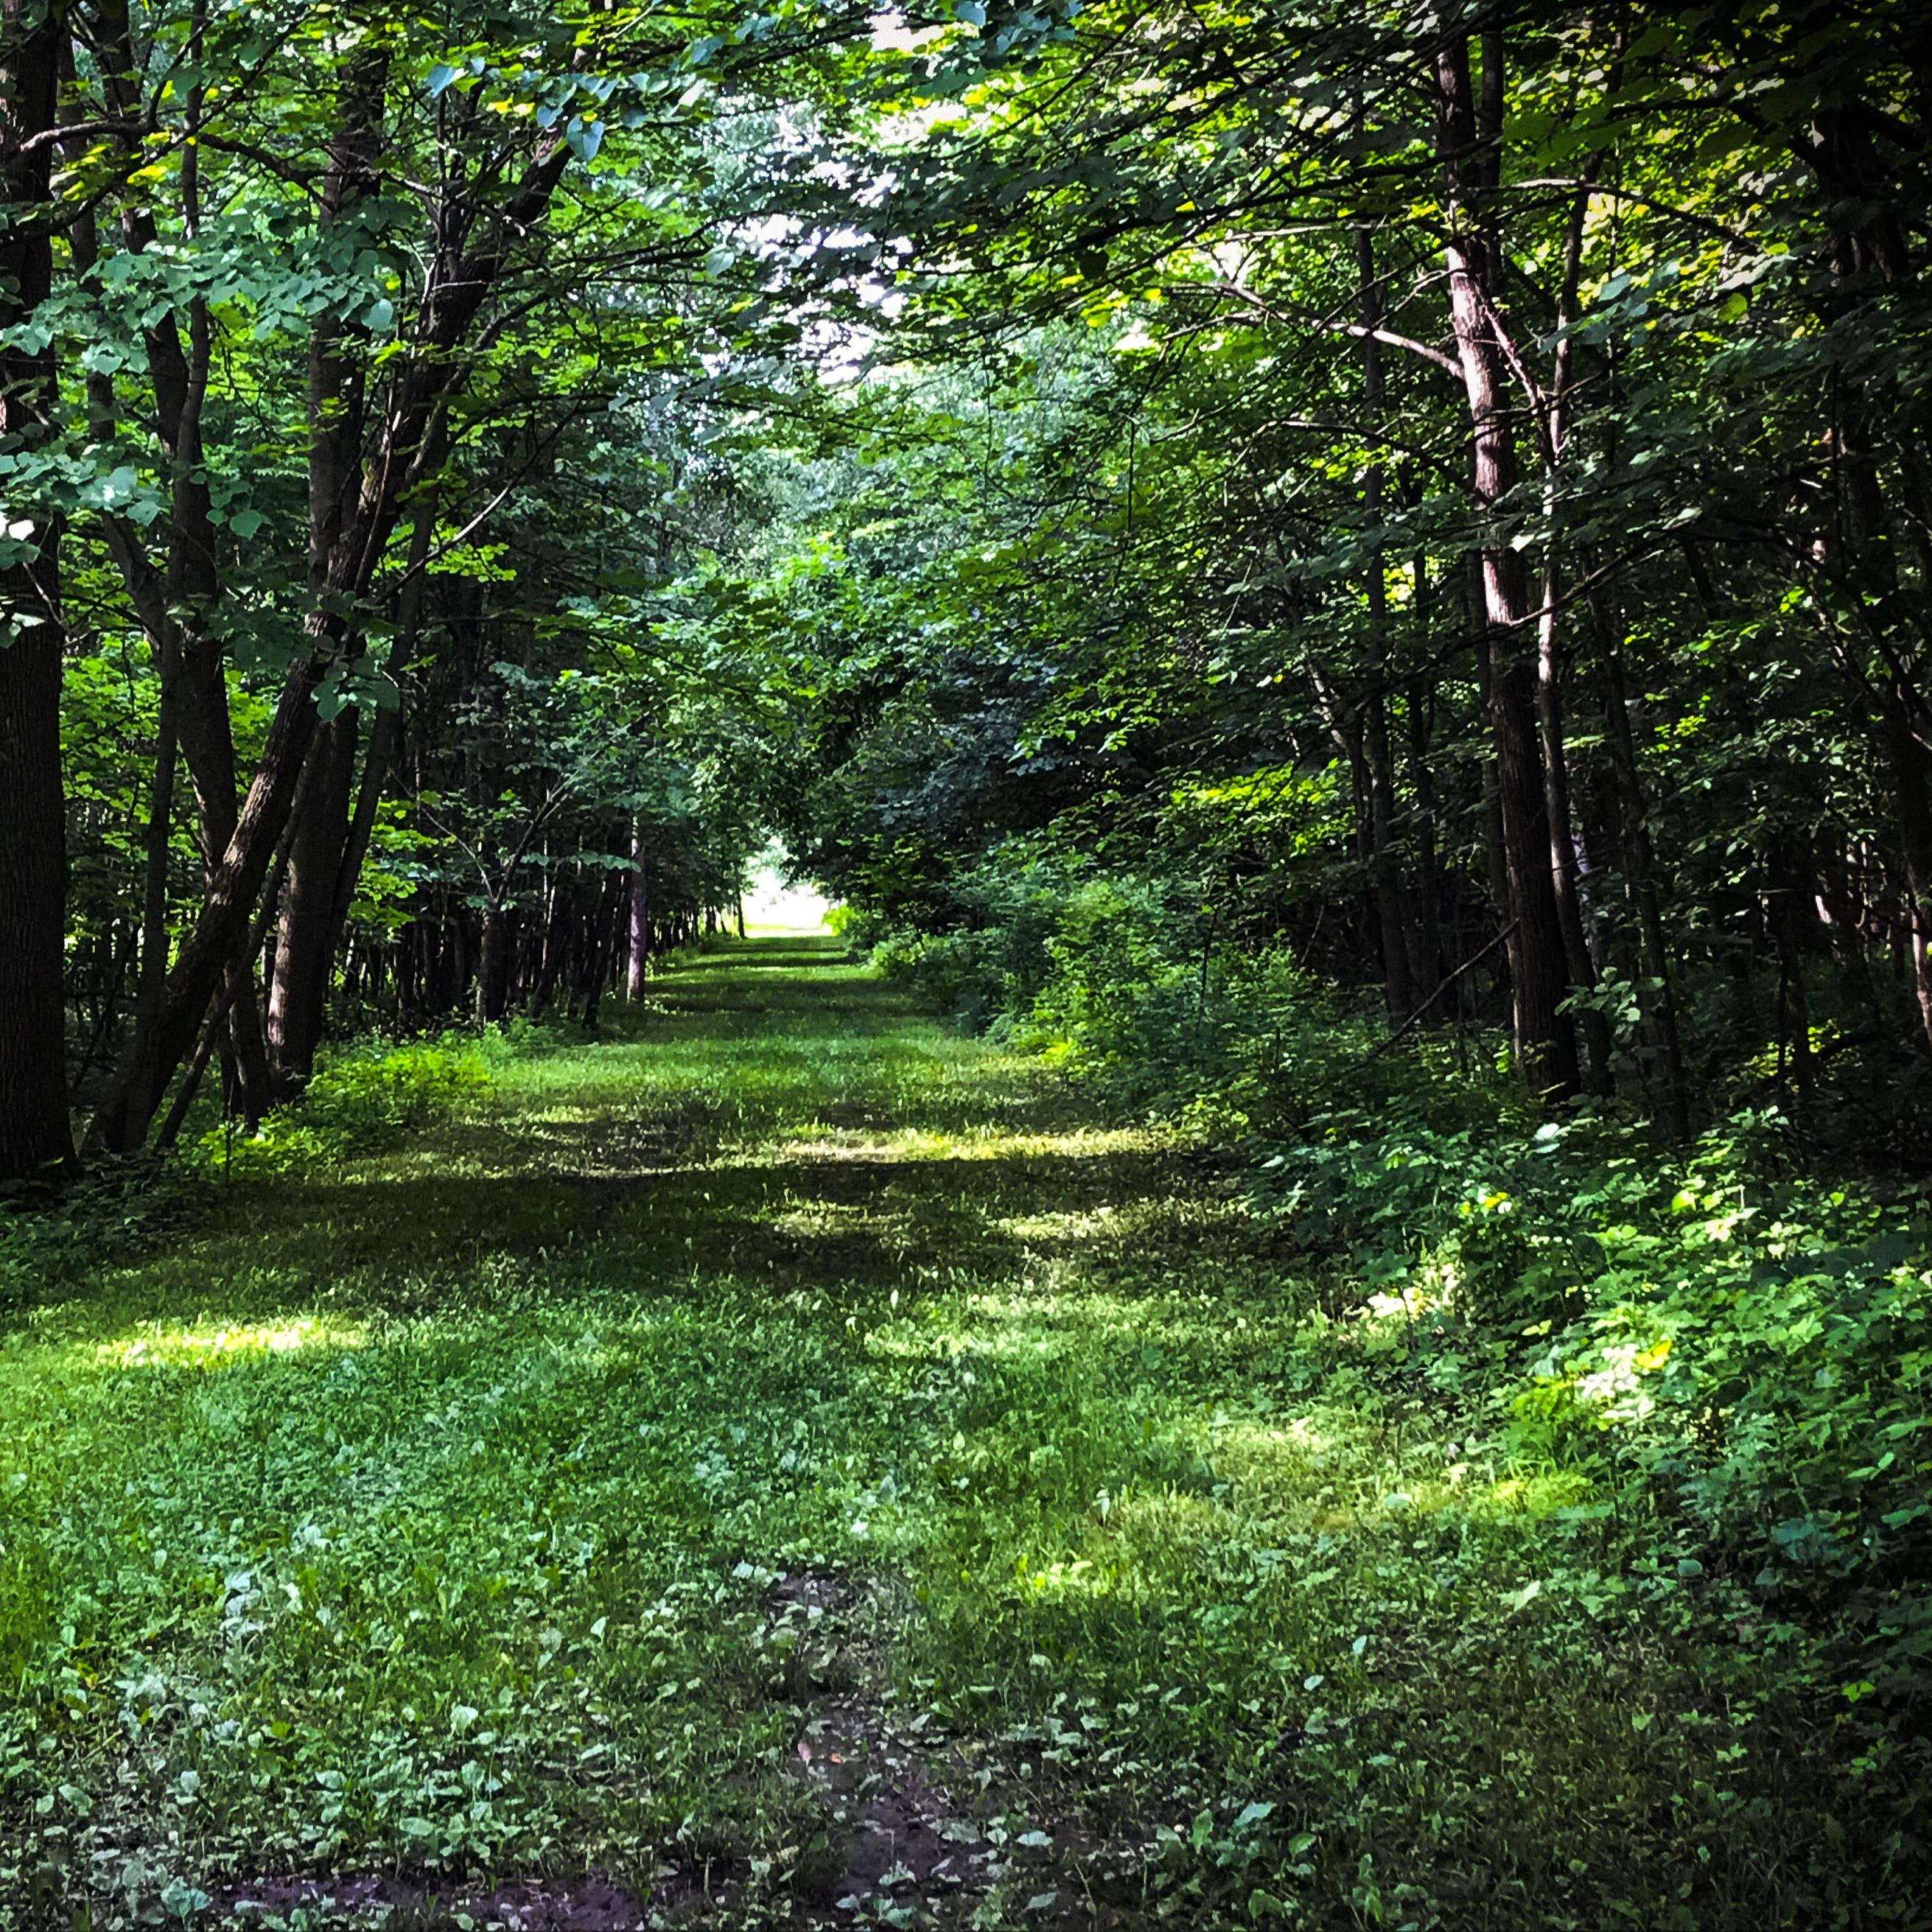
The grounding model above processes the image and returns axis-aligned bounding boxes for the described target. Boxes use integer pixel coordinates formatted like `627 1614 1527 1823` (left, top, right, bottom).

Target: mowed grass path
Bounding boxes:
0 943 1868 1930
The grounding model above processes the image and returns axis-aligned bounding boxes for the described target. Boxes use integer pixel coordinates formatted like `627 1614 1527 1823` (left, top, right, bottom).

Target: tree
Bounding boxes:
0 0 74 1182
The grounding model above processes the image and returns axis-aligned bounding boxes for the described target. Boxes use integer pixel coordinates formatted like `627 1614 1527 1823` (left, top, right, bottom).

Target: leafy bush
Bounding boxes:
1261 1102 1932 1600
199 1036 491 1177
870 851 1088 1029
874 848 1932 1851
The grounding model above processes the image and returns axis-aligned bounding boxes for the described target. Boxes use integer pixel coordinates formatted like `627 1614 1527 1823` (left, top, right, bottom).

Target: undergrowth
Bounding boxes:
0 938 1925 1929
868 861 1932 1926
192 1035 496 1179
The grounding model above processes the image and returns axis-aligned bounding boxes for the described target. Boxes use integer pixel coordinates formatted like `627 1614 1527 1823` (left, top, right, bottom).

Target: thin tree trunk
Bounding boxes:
1531 182 1613 1091
267 712 359 1092
477 907 513 1024
133 665 179 1060
1592 600 1692 1139
155 803 301 1151
1878 690 1932 1047
1535 559 1612 1092
1353 228 1415 1023
1468 566 1516 986
85 654 331 1155
578 875 622 1028
1436 29 1579 1100
628 825 652 996
1767 843 1818 1127
1404 560 1446 1010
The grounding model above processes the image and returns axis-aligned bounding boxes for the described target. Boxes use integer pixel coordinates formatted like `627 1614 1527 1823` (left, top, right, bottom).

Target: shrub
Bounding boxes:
862 846 1932 1768
200 1036 491 1177
0 1155 209 1312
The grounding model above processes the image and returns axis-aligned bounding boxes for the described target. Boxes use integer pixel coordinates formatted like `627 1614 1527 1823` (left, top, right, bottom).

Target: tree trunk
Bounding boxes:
85 654 330 1154
1878 689 1932 1047
1354 227 1415 1024
1436 29 1579 1100
87 4 275 1122
267 713 359 1092
578 875 622 1028
1530 181 1611 1092
626 825 655 995
477 907 512 1024
0 0 75 1182
1767 842 1818 1127
1535 571 1612 1093
1592 600 1692 1139
1404 562 1447 1010
132 664 178 1063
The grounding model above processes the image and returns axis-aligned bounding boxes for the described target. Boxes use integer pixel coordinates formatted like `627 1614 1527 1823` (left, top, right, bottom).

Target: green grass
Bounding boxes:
0 940 1920 1929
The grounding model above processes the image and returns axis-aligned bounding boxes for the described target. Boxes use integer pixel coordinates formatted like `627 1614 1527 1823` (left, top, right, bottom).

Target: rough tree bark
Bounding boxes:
1435 27 1579 1099
0 0 76 1182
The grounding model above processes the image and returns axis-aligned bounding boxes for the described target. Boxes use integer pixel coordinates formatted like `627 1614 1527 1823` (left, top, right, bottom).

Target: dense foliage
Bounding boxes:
6 0 1932 1926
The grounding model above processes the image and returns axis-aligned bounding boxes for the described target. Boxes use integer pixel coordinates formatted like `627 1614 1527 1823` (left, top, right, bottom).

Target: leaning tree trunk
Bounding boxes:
88 1 275 1125
0 0 75 1182
85 49 571 1152
267 713 359 1093
85 654 331 1154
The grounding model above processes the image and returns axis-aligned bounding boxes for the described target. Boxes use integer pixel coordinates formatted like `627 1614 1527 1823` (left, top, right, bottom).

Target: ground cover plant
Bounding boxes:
3 940 1927 1930
7 1 1932 1926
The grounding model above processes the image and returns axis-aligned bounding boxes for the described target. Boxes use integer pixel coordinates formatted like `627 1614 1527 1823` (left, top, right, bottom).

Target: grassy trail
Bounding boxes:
0 942 1876 1930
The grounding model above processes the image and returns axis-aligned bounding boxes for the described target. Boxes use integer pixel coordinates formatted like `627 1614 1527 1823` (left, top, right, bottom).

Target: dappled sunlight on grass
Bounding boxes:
0 937 1875 1930
771 1123 1160 1166
88 1315 367 1371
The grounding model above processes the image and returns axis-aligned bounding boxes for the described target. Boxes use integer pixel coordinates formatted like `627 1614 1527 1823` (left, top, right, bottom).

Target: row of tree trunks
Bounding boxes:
346 868 725 1033
1796 98 1932 1057
1260 13 1924 1134
262 29 390 1093
81 29 574 1154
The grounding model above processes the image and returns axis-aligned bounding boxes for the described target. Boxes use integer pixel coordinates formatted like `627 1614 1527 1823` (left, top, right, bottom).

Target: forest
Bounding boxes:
3 0 1931 1926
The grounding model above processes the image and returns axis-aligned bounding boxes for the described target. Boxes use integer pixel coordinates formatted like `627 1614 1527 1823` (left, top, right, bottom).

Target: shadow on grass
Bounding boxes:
21 940 1239 1337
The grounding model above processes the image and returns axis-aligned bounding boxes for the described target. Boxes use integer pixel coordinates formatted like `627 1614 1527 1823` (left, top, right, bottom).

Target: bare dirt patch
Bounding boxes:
722 1572 1150 1931
211 1570 1144 1932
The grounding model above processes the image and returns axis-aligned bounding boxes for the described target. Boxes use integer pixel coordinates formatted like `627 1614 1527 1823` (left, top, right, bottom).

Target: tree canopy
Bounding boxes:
4 1 1932 1921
